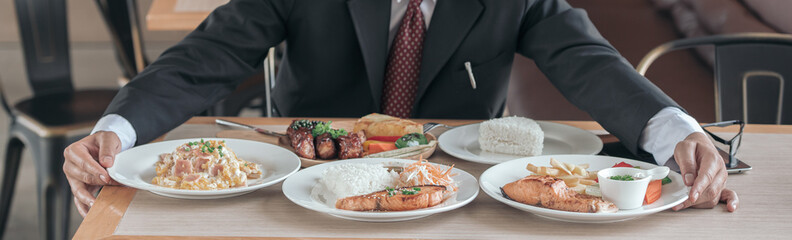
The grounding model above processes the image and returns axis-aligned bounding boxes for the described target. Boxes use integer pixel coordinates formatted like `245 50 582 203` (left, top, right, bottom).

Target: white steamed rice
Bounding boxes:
478 116 544 156
317 163 399 199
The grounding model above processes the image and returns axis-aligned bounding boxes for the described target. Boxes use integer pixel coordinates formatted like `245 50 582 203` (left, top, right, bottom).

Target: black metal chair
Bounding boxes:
0 0 118 239
95 0 149 81
637 33 792 124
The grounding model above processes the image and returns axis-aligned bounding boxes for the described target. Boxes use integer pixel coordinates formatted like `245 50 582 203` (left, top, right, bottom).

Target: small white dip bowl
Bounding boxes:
597 167 651 210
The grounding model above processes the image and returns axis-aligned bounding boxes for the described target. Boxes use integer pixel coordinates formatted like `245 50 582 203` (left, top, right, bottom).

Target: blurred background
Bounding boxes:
0 0 789 239
0 1 190 239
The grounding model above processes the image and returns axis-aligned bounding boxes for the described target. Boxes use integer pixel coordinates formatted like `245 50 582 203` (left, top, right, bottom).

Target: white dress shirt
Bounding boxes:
93 0 703 166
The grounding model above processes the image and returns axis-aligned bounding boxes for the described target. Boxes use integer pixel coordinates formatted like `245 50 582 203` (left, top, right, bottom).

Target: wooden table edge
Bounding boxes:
73 117 791 239
73 186 137 239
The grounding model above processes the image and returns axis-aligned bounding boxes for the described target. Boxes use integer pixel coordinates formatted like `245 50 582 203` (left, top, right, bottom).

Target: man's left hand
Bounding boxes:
671 132 739 212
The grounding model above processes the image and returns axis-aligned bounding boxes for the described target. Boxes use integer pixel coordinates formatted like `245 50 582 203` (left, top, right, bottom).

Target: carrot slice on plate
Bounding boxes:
644 179 662 204
368 142 398 154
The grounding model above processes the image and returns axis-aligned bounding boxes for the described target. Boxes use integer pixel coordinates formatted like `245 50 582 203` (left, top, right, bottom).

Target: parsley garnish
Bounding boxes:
661 176 672 185
609 175 635 181
401 190 417 195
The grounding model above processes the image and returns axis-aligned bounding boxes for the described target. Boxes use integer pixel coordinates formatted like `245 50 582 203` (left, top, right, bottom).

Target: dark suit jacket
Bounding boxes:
105 0 680 154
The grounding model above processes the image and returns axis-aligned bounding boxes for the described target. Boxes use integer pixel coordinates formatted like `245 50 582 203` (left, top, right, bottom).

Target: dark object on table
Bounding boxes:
702 120 744 168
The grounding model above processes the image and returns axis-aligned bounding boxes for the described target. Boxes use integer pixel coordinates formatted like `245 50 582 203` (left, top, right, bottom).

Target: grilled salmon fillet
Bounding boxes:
501 175 618 213
335 185 446 211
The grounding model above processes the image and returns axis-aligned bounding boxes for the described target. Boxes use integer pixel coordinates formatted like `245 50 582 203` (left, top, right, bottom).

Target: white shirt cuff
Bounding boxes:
639 107 704 166
91 114 138 151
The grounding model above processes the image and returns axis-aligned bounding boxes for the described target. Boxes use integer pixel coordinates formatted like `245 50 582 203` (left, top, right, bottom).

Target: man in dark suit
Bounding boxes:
64 0 738 216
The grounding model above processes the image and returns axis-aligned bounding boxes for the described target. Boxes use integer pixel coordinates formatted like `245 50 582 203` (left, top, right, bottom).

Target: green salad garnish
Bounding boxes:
395 133 428 149
311 121 348 138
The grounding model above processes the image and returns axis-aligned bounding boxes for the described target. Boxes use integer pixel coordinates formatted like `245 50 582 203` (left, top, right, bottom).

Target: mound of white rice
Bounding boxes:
317 163 399 199
478 116 544 156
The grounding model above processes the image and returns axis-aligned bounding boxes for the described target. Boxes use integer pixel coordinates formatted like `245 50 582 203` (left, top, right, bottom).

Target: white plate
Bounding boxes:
108 138 301 199
438 121 603 164
479 155 689 223
282 158 479 222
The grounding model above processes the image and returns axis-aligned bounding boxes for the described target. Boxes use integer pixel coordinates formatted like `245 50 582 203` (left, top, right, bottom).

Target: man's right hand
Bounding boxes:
63 131 122 217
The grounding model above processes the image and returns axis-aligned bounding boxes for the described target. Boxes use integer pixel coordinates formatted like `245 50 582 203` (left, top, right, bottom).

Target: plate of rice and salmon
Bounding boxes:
438 116 603 164
281 158 479 222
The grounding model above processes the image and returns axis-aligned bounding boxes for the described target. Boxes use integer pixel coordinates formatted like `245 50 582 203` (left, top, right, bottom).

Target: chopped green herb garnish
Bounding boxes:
661 176 672 185
401 190 417 195
311 121 332 137
609 175 635 181
310 121 348 138
329 128 348 138
413 187 421 191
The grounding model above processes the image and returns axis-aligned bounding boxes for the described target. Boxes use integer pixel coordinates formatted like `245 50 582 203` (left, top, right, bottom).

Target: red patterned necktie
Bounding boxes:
381 0 425 118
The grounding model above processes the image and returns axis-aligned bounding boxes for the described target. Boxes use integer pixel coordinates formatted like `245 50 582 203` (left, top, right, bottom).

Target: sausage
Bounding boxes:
292 128 316 159
315 133 337 159
336 131 365 159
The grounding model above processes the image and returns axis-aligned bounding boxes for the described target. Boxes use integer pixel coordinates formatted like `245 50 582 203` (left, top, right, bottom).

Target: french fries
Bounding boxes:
525 158 599 193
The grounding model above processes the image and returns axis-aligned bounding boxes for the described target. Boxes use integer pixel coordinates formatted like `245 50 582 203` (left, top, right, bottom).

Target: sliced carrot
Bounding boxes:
368 142 397 154
401 158 458 191
644 179 662 204
363 140 390 152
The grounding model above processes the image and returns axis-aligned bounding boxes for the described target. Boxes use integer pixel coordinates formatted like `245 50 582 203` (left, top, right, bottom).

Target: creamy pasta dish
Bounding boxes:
152 139 262 190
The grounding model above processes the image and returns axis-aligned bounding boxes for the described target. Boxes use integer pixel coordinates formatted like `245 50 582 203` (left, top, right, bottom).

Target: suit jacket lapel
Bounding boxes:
414 0 484 114
347 0 391 111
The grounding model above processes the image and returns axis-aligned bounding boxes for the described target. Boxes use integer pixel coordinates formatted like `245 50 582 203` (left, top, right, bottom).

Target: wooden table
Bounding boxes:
146 0 226 31
73 117 792 239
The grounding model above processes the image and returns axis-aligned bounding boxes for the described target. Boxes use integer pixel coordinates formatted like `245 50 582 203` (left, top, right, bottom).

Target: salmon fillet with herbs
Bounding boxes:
335 185 447 211
501 175 618 213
